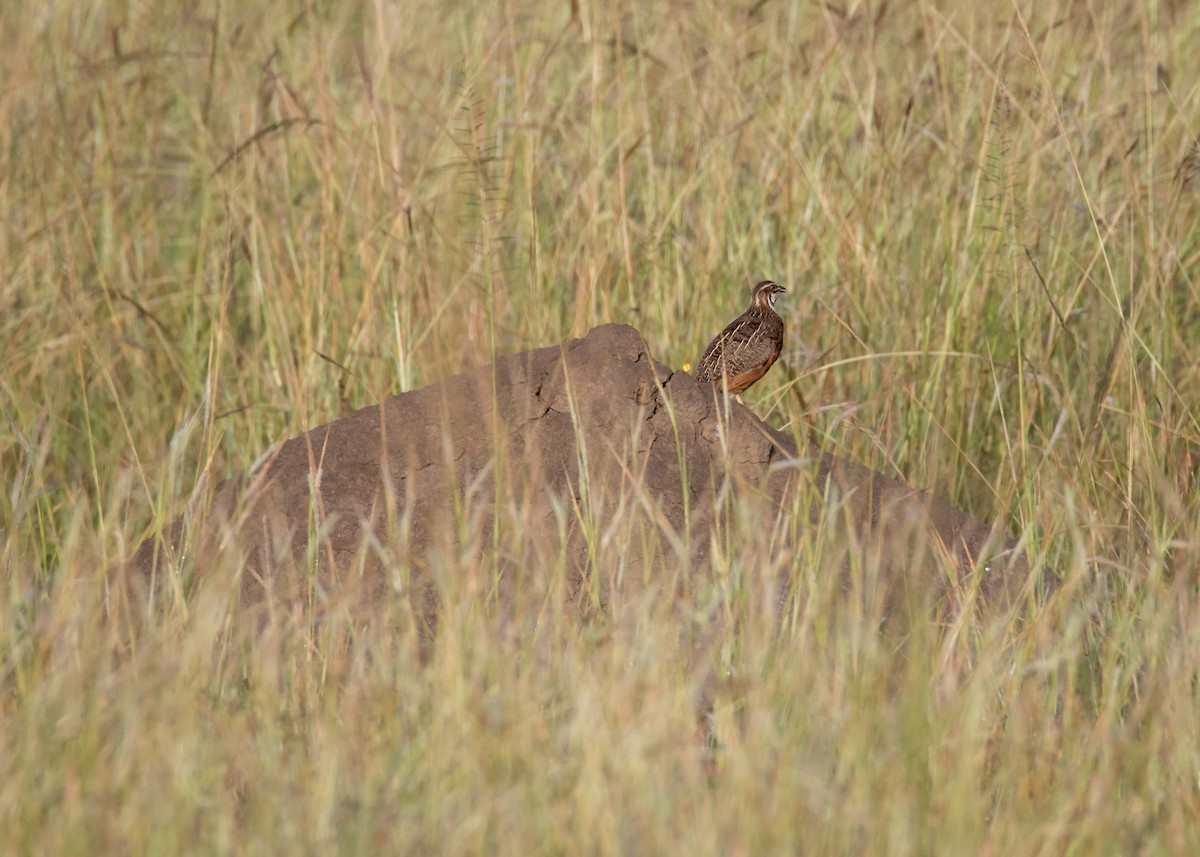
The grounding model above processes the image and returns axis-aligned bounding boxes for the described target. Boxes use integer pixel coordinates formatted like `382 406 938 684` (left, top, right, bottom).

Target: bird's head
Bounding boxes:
751 279 787 309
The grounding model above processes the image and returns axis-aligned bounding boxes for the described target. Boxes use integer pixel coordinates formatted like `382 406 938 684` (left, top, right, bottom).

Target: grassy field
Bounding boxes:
3 0 1200 852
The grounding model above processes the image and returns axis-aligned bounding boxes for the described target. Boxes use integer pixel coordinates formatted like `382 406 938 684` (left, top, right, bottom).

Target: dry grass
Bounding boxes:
3 0 1200 853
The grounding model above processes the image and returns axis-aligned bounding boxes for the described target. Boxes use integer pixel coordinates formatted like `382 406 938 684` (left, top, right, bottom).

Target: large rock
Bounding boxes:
124 324 1028 635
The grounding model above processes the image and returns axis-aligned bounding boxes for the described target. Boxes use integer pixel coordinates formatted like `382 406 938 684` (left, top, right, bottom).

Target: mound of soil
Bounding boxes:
124 324 1028 631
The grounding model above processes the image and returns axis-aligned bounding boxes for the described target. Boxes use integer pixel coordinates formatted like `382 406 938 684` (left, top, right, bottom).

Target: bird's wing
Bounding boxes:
697 315 777 381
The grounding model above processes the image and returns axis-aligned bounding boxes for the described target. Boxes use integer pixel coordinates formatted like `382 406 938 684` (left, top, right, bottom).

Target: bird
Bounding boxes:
695 279 786 402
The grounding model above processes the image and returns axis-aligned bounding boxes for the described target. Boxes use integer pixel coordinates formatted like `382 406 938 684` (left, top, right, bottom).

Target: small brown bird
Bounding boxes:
695 279 786 401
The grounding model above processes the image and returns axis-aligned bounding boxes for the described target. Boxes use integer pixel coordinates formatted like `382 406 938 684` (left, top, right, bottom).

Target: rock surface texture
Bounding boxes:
127 324 1028 632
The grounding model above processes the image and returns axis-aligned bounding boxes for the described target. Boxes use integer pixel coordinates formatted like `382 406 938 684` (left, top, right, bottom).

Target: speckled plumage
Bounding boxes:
696 280 786 398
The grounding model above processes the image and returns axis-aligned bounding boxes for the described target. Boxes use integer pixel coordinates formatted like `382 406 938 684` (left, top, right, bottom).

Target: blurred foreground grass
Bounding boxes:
2 0 1199 853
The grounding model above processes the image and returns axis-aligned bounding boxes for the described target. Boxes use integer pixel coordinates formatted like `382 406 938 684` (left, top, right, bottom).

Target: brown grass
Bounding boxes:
2 0 1200 852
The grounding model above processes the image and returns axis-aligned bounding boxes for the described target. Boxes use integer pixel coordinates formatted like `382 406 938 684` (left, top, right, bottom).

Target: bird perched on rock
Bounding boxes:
695 279 786 402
